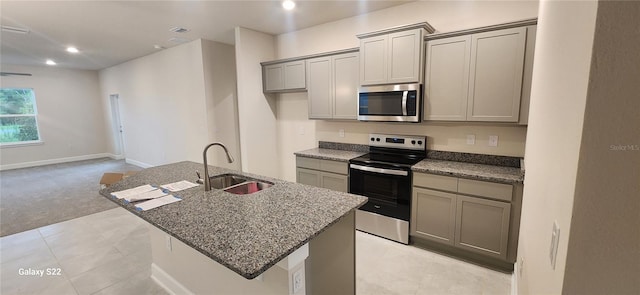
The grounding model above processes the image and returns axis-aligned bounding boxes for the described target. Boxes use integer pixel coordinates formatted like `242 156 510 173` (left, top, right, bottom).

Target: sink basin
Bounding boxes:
208 174 248 189
224 181 274 195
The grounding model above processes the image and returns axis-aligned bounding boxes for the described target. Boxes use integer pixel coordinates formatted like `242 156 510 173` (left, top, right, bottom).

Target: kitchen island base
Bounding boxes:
149 212 356 295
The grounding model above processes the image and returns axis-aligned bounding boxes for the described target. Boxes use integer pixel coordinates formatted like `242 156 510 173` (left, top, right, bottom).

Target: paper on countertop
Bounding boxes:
124 189 167 203
161 180 199 192
111 184 156 199
135 195 182 211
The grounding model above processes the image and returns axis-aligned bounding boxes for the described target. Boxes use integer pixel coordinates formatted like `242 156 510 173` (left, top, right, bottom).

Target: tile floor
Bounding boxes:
0 208 511 295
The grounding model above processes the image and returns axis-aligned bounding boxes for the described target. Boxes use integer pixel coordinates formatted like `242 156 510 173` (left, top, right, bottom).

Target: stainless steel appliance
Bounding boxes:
349 133 426 244
357 84 422 122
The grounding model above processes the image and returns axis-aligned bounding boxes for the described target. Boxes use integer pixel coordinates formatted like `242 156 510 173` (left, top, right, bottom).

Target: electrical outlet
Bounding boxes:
165 236 172 252
466 134 476 145
550 221 560 269
298 126 305 135
519 258 524 277
339 129 345 138
488 135 499 147
293 269 303 293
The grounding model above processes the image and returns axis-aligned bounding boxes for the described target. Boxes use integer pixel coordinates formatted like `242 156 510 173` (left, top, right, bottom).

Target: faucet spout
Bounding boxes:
203 142 234 191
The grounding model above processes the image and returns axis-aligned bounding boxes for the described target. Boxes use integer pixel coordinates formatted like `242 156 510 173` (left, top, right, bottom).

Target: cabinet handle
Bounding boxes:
402 91 408 116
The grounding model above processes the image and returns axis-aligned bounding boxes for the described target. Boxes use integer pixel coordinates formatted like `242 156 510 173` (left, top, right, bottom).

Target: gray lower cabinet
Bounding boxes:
296 156 348 193
411 172 520 263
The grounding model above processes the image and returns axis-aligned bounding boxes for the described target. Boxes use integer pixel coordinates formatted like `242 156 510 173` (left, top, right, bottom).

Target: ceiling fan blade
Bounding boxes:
0 72 33 76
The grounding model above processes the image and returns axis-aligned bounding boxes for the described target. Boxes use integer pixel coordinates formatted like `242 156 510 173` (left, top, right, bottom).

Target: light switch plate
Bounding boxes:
466 135 476 145
293 269 303 293
489 135 499 147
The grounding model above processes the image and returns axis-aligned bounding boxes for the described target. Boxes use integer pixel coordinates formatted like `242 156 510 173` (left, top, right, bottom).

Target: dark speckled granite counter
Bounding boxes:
412 159 524 184
99 161 367 279
294 148 366 162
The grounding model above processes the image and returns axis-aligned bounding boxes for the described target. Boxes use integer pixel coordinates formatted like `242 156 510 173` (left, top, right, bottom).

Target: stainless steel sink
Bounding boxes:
208 174 248 189
224 181 273 195
208 174 273 194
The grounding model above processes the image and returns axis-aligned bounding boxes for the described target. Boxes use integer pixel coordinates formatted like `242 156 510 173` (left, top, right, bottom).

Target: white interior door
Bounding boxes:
109 94 125 158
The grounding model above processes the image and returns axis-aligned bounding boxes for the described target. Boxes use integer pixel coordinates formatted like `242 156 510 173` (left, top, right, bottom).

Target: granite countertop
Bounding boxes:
294 147 366 162
99 161 367 279
412 159 524 184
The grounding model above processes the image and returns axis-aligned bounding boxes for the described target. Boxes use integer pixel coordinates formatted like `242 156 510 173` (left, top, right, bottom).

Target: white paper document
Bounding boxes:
125 189 167 203
161 180 199 192
135 195 182 211
111 184 156 199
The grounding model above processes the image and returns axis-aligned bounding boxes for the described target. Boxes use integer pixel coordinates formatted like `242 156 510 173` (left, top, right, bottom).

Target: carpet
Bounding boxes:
0 158 142 237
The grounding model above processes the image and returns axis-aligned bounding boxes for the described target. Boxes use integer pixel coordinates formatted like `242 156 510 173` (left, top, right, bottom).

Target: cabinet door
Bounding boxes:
467 27 526 122
411 188 457 245
332 52 359 119
284 61 306 90
388 29 422 84
455 195 511 259
264 64 284 92
360 35 388 85
320 172 348 193
423 36 471 121
307 57 333 119
297 168 321 188
519 25 537 125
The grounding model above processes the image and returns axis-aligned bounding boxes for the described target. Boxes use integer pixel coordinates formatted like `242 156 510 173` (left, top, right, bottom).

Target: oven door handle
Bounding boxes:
350 164 408 176
401 90 408 116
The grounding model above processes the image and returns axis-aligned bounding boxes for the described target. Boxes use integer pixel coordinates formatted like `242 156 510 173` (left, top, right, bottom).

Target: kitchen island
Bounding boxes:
100 161 367 295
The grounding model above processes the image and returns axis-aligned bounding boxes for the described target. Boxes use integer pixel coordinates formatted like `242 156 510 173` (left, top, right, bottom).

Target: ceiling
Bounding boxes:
0 0 412 71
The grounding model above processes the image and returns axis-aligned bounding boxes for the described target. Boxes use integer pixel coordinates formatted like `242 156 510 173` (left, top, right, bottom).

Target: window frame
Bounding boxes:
0 88 43 147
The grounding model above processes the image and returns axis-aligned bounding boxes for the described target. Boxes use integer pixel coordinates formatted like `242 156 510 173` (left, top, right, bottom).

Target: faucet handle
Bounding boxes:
195 170 204 184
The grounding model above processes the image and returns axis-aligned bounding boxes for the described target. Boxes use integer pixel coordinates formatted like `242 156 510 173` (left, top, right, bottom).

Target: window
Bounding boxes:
0 88 41 144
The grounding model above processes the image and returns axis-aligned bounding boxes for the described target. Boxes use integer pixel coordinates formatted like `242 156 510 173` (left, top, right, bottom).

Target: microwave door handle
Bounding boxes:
402 91 408 116
350 164 408 176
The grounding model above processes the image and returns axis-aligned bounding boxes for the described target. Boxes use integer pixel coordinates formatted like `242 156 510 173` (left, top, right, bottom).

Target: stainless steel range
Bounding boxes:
349 133 426 244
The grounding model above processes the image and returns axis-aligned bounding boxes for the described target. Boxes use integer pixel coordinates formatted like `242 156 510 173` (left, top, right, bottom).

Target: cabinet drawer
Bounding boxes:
413 173 457 192
319 159 348 175
296 156 320 170
458 179 513 202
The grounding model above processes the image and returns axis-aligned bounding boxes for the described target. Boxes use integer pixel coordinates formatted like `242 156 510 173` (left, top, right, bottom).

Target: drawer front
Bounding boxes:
319 159 348 175
296 156 320 170
458 178 513 202
413 172 458 192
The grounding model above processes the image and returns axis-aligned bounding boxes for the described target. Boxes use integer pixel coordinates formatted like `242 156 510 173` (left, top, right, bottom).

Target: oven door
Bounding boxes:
348 163 412 221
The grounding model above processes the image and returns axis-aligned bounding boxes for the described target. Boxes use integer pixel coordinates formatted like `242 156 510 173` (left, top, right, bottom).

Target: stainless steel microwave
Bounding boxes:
357 84 422 122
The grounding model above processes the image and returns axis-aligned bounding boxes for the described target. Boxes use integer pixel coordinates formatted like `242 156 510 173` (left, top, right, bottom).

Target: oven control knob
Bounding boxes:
418 140 423 145
370 137 374 141
376 138 380 142
411 140 416 145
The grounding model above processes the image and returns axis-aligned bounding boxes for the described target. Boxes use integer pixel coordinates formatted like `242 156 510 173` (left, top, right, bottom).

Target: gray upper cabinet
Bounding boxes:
262 60 306 93
467 27 526 122
424 24 534 123
359 24 432 86
518 25 537 125
307 52 359 120
424 35 472 121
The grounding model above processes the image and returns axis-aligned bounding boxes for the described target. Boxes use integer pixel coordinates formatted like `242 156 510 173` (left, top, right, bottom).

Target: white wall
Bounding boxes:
201 39 242 171
274 1 538 181
0 64 109 169
516 1 598 294
99 39 239 168
234 27 279 178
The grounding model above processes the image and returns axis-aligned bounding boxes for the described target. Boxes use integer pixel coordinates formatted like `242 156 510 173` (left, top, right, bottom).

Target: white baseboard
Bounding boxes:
109 153 125 160
151 263 194 295
125 158 154 168
0 153 113 171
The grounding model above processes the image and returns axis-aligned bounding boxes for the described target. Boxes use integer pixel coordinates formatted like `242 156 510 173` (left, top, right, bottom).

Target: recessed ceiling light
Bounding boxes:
66 47 79 53
168 37 189 44
154 45 166 50
282 0 295 10
45 59 56 66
